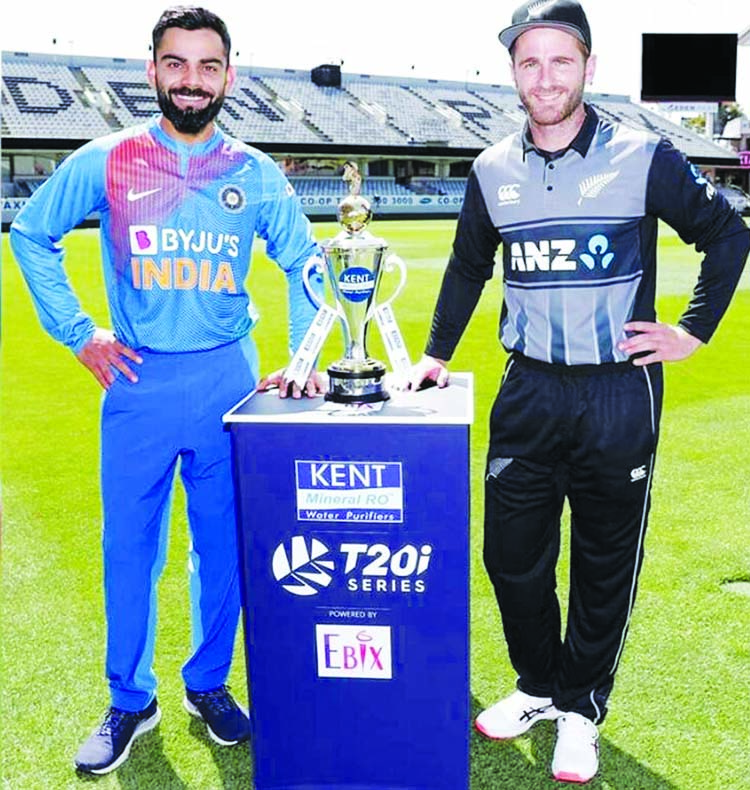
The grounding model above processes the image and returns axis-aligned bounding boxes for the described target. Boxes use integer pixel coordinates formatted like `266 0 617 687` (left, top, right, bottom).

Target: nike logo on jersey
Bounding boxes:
234 161 254 177
127 187 162 202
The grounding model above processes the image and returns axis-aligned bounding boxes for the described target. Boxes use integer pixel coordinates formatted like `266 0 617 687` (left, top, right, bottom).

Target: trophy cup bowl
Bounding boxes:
302 193 406 404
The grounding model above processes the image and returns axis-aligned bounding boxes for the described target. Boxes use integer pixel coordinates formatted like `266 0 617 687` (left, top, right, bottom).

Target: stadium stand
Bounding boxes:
2 50 742 224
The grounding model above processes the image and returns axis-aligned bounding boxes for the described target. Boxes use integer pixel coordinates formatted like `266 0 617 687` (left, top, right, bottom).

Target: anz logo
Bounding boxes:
510 234 615 272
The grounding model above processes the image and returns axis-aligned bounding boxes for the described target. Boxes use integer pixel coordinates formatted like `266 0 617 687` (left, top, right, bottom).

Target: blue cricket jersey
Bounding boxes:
11 117 320 355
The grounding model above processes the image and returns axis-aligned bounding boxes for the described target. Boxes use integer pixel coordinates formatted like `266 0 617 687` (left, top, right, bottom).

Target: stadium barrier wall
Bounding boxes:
3 193 465 228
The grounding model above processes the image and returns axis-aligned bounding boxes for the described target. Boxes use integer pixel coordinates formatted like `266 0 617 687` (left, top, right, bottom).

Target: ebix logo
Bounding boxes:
315 624 393 679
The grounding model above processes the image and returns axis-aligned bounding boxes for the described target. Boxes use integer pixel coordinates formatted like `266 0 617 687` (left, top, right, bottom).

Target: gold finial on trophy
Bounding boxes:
342 160 362 196
338 161 372 235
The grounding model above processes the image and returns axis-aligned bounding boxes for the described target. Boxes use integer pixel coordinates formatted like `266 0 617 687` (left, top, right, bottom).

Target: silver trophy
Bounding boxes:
302 163 407 403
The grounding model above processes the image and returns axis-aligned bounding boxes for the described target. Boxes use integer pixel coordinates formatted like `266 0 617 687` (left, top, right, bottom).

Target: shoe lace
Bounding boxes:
194 686 236 715
520 704 552 721
98 707 130 735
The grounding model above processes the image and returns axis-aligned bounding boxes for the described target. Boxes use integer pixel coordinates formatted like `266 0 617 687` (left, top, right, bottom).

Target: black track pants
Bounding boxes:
483 353 663 723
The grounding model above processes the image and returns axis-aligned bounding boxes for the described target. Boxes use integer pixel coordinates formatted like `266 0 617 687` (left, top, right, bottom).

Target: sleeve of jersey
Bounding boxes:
255 160 323 355
646 139 750 343
425 168 501 361
9 144 108 355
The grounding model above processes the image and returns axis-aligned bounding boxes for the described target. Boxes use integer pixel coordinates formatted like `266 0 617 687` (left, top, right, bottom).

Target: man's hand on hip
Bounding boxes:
77 328 142 389
619 322 703 366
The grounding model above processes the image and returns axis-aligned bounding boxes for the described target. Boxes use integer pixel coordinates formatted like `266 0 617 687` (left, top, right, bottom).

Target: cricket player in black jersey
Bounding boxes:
407 0 749 782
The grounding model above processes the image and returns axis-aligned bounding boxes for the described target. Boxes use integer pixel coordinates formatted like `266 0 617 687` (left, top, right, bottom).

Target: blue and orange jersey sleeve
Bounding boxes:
12 120 324 357
10 141 109 354
253 153 322 355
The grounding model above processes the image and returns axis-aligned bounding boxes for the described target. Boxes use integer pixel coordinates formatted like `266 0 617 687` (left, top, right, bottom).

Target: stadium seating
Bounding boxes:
1 51 738 222
288 176 414 198
4 52 736 160
2 60 111 137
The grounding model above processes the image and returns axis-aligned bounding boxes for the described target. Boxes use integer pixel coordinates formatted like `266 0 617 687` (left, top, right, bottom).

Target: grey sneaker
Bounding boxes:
74 698 161 775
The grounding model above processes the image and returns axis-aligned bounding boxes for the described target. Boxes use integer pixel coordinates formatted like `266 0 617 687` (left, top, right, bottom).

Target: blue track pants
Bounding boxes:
100 337 258 711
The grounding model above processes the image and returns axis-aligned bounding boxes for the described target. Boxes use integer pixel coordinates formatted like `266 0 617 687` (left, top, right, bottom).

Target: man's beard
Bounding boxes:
156 86 225 135
519 82 584 127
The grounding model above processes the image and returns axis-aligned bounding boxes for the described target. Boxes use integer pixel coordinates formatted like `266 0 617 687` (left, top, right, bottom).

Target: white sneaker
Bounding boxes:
475 689 560 739
551 713 600 784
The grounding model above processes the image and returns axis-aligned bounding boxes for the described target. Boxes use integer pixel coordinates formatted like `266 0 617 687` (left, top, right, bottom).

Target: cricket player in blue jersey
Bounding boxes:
408 0 749 783
10 6 324 776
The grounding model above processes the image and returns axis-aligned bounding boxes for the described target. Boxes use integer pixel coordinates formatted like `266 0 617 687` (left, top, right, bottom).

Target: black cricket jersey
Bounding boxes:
427 105 749 366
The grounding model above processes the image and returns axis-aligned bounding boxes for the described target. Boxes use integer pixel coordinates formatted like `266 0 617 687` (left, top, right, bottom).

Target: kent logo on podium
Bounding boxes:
295 460 403 523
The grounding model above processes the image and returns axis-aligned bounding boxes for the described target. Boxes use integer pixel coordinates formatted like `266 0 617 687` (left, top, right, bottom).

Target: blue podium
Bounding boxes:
224 375 473 790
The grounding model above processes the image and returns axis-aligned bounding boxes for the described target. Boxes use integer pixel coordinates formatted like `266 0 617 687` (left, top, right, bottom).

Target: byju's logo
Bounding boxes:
295 460 403 523
272 536 335 596
129 225 158 254
315 624 393 679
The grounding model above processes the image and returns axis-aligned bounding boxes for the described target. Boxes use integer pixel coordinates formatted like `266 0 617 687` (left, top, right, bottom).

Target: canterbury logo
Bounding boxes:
577 171 619 205
497 183 521 204
127 187 162 202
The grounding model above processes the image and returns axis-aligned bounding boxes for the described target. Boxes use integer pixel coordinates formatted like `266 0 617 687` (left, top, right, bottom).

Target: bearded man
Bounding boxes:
407 0 749 782
11 5 324 775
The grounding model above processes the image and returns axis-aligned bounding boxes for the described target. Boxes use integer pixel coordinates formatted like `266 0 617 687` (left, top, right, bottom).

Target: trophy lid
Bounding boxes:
323 161 387 250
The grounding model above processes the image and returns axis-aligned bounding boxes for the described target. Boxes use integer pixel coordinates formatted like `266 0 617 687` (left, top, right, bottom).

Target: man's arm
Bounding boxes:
620 139 749 364
10 144 142 388
408 168 501 389
255 156 325 397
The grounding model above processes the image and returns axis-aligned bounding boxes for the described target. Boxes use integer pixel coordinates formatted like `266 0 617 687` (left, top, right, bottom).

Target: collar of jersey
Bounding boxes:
149 115 223 157
522 103 598 161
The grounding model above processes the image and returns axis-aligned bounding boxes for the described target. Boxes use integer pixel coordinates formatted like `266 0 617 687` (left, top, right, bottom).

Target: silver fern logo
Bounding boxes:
526 0 558 18
577 171 620 205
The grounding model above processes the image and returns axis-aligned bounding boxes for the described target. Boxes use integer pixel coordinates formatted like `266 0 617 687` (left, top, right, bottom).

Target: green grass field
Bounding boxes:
1 219 749 789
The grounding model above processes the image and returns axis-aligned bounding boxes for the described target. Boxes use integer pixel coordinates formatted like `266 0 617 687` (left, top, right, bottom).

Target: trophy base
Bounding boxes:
325 361 390 404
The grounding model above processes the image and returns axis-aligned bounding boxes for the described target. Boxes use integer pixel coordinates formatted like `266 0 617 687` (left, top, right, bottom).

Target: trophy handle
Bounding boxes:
302 257 327 310
366 253 406 322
